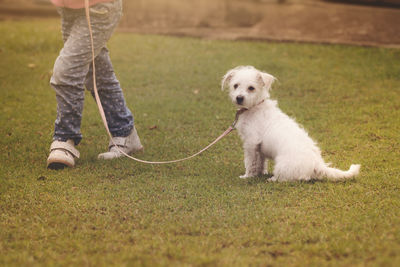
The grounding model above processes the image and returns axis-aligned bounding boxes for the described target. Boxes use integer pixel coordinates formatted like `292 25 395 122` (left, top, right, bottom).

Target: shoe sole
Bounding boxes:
47 162 68 170
47 159 74 170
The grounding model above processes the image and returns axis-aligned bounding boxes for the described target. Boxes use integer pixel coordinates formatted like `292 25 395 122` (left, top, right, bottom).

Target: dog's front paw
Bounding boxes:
240 173 256 179
267 176 279 182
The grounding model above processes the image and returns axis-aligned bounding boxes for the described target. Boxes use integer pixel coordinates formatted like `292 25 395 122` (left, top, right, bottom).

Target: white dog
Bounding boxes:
222 66 360 182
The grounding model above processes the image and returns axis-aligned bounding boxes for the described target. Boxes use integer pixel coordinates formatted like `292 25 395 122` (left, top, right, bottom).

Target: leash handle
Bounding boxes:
84 1 235 164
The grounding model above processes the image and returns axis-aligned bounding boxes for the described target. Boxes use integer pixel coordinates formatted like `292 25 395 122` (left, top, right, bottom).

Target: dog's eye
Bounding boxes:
233 84 239 89
248 86 255 91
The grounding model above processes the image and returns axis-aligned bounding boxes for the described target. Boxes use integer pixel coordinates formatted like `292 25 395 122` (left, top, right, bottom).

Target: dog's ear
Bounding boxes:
221 69 236 91
258 72 276 90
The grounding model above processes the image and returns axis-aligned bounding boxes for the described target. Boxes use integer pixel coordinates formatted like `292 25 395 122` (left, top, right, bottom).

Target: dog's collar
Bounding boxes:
231 108 247 128
231 100 266 129
255 99 266 107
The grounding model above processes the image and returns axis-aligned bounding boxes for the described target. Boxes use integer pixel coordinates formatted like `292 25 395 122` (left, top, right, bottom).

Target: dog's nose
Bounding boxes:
236 96 244 105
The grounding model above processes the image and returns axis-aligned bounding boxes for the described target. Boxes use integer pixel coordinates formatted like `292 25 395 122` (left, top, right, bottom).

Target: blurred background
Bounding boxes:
1 0 399 47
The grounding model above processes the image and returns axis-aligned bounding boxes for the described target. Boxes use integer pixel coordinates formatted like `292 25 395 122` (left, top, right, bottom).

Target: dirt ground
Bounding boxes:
1 0 399 48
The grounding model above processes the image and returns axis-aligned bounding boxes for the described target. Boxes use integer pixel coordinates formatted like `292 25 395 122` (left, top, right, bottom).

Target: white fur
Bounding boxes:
222 66 360 182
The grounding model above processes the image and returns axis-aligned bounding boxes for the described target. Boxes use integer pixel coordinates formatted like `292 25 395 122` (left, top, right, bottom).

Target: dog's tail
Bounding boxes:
318 164 361 181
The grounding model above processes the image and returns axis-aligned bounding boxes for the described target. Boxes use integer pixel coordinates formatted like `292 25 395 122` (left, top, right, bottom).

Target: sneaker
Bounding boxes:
98 127 144 160
47 139 80 169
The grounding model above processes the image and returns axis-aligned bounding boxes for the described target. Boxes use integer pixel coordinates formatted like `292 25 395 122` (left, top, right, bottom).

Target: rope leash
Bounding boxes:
84 0 242 164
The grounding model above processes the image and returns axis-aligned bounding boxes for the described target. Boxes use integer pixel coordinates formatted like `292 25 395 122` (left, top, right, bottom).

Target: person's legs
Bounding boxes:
59 6 78 43
85 47 133 137
86 50 143 160
51 0 124 145
48 0 132 168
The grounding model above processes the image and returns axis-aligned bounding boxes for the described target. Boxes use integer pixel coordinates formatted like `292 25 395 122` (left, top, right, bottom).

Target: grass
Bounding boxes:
0 18 400 266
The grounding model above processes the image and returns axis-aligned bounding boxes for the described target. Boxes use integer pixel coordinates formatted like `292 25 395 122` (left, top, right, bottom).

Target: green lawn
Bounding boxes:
0 19 399 266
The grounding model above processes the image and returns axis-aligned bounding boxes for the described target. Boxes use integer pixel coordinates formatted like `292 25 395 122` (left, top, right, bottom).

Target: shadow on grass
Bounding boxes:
244 174 272 185
244 174 359 186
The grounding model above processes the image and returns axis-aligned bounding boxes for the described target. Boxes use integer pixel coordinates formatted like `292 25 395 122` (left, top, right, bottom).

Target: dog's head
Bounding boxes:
221 66 275 109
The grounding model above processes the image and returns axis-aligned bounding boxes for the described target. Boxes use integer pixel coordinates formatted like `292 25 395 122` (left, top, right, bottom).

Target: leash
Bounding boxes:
84 0 244 164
